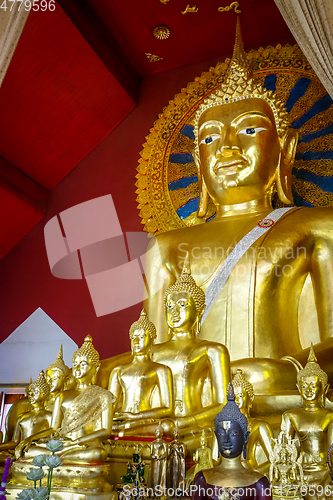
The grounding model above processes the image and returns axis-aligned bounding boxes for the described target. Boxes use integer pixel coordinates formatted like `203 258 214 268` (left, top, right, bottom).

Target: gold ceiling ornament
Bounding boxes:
159 0 169 3
218 2 241 13
182 4 198 14
145 52 164 62
136 43 333 235
152 25 171 40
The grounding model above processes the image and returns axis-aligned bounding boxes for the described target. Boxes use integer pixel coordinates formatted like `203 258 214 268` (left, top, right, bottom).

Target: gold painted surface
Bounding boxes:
218 2 241 14
136 41 333 234
109 310 173 437
14 335 115 473
142 22 333 402
282 347 333 488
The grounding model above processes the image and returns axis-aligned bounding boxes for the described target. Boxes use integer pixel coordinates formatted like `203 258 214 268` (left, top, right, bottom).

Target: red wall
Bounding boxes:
0 53 255 359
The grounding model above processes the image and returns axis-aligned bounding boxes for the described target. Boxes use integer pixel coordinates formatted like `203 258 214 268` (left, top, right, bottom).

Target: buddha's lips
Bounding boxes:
214 157 248 171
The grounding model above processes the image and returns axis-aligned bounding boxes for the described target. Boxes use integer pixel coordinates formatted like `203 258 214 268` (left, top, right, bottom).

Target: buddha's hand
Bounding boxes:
15 437 32 459
113 411 136 421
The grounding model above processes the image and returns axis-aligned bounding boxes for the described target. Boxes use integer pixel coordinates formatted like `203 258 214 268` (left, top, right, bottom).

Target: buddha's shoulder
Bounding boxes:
280 206 333 226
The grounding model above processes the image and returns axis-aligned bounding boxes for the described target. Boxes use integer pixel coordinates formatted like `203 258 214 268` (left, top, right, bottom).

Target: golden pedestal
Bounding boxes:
8 460 117 500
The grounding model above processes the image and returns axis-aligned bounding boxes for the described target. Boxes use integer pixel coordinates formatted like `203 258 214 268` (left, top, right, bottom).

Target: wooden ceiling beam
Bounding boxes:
55 0 140 104
0 156 48 214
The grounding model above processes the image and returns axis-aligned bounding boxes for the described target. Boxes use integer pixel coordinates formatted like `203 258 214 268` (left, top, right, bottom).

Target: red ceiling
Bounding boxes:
0 0 293 260
89 0 294 76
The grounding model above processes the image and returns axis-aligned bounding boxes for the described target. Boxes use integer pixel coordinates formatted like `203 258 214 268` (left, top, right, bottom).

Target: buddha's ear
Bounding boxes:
276 128 298 204
194 149 209 218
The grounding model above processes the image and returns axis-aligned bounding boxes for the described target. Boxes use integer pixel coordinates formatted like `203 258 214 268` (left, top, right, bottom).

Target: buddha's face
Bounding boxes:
72 354 96 383
46 368 64 393
165 291 197 332
197 98 281 206
298 375 323 402
28 385 43 405
234 385 249 411
215 420 244 459
130 327 152 355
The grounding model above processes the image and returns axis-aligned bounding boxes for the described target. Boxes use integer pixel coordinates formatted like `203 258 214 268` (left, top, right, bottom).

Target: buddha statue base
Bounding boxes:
10 460 114 491
6 484 117 500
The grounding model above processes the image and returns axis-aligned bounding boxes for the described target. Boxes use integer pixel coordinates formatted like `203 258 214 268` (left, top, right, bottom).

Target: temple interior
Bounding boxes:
0 1 333 499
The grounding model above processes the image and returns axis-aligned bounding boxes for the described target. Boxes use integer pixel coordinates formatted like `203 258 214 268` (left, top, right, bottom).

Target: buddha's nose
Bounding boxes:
218 126 240 153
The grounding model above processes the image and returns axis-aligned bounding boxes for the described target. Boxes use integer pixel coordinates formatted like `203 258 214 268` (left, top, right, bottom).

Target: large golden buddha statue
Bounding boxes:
144 19 333 395
109 310 173 436
150 259 230 430
16 335 115 464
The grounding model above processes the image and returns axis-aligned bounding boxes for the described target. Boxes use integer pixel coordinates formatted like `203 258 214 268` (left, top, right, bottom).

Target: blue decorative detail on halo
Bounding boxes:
291 94 333 129
292 189 313 207
264 74 277 92
285 78 311 113
169 176 198 191
299 123 333 143
180 124 195 140
177 198 199 219
170 152 194 164
292 166 333 191
295 151 333 161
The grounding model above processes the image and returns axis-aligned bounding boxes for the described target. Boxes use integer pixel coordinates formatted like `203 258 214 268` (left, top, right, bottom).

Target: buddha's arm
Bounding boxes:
144 236 176 341
108 368 122 411
0 418 21 451
310 237 333 341
246 421 274 469
208 345 230 407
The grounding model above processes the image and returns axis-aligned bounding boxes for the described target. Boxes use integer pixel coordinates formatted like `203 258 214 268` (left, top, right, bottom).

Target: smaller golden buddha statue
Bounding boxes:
45 345 75 411
151 257 230 431
191 385 271 500
148 422 168 492
0 371 51 457
167 422 186 491
16 335 115 465
3 381 32 444
186 429 214 487
232 369 274 472
109 310 173 436
193 430 214 478
282 345 333 495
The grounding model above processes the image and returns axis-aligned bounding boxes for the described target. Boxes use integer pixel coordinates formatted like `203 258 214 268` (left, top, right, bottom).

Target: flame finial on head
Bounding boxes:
46 345 70 378
297 343 328 388
130 309 157 340
164 253 205 315
194 18 289 146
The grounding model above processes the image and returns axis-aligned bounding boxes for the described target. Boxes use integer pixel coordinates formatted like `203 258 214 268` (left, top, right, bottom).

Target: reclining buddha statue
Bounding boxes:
143 18 333 396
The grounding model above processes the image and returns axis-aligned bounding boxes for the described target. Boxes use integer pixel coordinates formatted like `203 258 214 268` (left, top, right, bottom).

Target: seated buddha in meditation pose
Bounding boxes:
144 19 333 395
232 369 274 472
150 259 230 430
282 346 333 491
15 335 115 464
109 310 173 436
191 385 271 500
0 371 51 456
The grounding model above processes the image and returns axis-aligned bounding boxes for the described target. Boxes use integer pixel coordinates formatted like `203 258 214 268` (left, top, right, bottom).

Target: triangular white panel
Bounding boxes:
0 308 78 384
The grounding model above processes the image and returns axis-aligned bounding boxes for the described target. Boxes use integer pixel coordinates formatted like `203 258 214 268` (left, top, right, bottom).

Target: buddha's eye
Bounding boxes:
200 134 220 145
238 127 266 135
